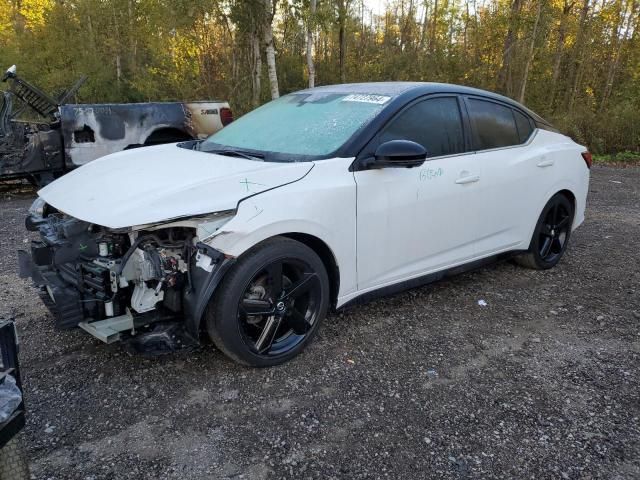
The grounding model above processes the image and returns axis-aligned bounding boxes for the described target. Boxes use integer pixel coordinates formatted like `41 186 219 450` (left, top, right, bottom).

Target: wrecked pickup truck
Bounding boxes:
0 65 233 185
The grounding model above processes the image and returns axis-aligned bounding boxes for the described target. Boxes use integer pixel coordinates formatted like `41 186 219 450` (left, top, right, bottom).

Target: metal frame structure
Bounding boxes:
0 320 25 449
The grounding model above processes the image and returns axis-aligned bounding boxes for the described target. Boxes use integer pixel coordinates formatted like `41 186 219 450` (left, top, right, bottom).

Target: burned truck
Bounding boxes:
0 65 233 185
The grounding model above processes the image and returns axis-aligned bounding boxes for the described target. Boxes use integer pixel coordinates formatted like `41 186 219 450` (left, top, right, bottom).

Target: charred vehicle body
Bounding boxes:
0 65 232 185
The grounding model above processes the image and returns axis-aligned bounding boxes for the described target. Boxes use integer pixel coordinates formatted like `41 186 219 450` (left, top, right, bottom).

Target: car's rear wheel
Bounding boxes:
205 237 330 367
515 193 574 270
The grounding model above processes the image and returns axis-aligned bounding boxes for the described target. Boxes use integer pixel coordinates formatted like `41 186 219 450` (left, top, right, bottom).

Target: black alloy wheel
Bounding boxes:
239 258 321 356
206 237 329 367
537 200 572 264
515 193 575 270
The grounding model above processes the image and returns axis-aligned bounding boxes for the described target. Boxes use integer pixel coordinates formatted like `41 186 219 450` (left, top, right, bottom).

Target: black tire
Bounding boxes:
205 237 330 367
515 193 574 270
0 436 30 480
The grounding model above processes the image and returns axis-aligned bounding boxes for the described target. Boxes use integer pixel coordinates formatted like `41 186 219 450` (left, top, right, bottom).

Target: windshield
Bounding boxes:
201 92 391 159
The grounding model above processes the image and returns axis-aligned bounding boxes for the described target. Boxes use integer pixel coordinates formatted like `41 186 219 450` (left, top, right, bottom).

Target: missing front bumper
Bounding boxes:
19 249 87 329
19 234 234 348
18 248 193 350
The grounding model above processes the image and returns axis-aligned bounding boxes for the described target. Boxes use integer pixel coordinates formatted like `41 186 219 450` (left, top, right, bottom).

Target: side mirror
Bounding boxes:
371 140 427 169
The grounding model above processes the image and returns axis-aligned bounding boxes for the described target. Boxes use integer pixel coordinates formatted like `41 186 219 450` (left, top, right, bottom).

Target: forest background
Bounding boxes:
1 0 639 156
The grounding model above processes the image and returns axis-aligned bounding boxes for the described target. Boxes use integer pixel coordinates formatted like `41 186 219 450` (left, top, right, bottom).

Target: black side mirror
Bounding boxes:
369 140 427 169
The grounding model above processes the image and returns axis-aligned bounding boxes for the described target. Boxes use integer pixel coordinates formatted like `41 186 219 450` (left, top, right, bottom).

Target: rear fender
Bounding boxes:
524 179 585 247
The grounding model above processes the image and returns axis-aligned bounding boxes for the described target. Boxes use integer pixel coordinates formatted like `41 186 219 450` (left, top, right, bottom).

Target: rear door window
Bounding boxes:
379 96 465 157
466 98 520 150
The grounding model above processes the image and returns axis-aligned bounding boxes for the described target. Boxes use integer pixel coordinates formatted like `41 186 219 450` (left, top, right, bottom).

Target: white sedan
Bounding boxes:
20 82 590 366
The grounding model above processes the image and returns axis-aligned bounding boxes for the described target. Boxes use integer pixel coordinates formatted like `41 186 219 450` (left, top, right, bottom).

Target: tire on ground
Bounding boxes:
515 193 574 270
0 435 30 480
205 236 330 367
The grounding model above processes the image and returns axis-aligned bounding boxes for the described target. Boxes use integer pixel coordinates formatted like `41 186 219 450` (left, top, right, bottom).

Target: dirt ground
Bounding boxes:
0 165 638 480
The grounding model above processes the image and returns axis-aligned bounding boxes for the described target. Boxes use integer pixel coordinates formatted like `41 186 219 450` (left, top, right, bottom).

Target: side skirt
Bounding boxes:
338 250 526 311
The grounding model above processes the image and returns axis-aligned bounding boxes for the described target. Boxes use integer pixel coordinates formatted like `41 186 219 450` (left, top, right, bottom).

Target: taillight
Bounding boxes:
581 151 593 169
220 107 234 126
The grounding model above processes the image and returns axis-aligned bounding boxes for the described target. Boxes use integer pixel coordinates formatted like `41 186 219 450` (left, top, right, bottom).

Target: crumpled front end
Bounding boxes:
19 204 234 349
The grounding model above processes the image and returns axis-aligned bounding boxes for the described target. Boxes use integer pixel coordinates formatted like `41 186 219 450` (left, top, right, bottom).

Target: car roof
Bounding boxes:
294 82 550 126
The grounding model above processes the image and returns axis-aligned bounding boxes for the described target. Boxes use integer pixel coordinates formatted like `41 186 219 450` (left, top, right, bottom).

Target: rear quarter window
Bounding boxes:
467 98 520 150
513 109 534 143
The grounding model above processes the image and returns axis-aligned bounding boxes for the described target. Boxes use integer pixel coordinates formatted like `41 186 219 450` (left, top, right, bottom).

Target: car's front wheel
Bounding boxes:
516 193 575 270
205 237 330 367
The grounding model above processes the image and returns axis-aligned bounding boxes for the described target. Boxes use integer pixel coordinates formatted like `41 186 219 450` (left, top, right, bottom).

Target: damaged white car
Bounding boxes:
20 82 591 366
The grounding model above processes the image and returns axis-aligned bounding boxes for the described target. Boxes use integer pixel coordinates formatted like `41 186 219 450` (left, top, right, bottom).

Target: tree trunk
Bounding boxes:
600 0 636 110
339 23 346 82
549 0 575 107
518 0 543 103
263 0 279 99
497 0 524 95
400 0 414 51
87 11 95 49
128 0 136 73
429 0 438 53
566 0 591 112
472 0 480 70
306 0 317 88
463 1 470 52
338 0 350 83
116 54 122 86
419 0 430 50
112 3 122 89
252 31 262 108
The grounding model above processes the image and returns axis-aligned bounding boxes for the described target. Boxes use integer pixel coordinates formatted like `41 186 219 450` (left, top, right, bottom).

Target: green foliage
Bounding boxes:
593 151 640 164
1 0 639 155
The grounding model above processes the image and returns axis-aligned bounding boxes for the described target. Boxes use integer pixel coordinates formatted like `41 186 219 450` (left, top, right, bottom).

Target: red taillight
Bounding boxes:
220 107 234 126
581 151 593 169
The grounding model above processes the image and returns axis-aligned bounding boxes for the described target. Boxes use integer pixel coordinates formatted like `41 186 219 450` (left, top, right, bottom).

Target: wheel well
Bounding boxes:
558 189 576 213
281 233 340 309
144 128 193 145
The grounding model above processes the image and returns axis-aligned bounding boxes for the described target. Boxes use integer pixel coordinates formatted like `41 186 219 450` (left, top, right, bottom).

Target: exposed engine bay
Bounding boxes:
19 204 235 351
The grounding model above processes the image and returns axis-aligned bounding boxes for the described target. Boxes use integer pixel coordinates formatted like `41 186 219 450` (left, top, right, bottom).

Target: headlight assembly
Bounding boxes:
195 210 236 240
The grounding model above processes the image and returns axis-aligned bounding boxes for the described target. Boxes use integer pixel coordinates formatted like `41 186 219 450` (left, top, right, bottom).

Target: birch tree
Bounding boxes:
263 0 279 99
306 0 317 88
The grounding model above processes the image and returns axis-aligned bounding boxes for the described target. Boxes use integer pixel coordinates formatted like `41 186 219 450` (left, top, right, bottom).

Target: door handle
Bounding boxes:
537 159 555 168
455 174 480 185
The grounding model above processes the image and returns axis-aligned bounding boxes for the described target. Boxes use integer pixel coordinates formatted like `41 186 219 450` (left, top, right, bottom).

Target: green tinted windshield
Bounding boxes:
202 92 391 157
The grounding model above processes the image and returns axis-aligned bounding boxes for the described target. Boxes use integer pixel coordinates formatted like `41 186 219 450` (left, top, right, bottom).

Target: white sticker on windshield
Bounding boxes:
341 94 391 105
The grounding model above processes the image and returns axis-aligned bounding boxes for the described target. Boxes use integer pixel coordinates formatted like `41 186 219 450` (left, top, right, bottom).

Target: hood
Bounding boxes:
38 143 313 228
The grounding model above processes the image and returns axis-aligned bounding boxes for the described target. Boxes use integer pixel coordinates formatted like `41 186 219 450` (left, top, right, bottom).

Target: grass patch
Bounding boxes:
593 151 640 166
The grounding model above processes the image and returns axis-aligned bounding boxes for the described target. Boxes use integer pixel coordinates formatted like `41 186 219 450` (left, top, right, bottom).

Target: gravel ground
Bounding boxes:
1 165 639 480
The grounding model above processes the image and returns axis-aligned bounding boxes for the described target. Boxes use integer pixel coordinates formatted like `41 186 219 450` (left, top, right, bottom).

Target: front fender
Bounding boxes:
208 216 338 260
184 219 338 337
196 156 357 314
